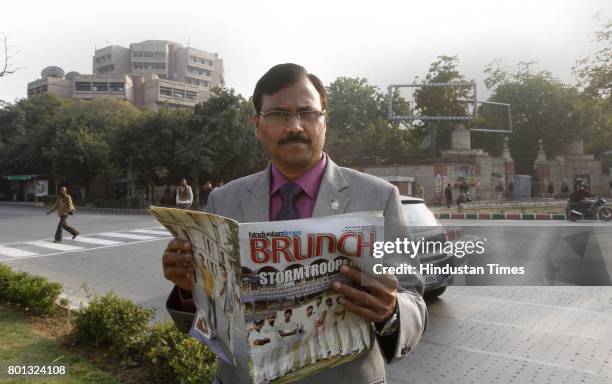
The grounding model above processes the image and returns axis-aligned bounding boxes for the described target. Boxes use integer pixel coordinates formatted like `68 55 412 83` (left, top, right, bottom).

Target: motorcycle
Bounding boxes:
566 194 612 222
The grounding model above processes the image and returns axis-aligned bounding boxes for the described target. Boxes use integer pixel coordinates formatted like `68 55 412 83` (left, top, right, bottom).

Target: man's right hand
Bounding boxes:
162 239 194 292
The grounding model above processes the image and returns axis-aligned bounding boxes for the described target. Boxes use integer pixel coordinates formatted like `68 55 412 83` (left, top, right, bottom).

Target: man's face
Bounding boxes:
284 311 292 321
254 76 326 172
180 179 187 187
316 297 322 305
307 307 313 316
267 316 276 326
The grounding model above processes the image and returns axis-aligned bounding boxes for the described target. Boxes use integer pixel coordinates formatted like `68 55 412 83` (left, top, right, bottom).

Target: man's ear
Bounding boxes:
253 114 261 139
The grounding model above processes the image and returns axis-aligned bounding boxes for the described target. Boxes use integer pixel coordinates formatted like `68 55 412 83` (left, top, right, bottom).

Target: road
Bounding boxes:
1 205 610 383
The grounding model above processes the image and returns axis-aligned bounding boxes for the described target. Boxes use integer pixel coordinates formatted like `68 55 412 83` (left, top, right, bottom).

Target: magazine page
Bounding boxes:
148 206 245 366
239 211 384 384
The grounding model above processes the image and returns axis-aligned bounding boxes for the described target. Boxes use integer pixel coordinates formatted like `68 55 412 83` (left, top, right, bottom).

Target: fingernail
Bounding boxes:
333 281 342 289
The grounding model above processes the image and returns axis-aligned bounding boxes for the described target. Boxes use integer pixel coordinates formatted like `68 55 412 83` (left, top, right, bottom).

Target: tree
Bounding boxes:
183 88 266 207
482 61 589 173
573 17 612 155
325 77 414 164
110 108 189 202
0 33 20 78
412 55 474 152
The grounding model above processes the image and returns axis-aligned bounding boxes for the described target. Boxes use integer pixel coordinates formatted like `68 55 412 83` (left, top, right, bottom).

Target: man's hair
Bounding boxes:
284 309 292 314
252 63 326 114
306 305 313 311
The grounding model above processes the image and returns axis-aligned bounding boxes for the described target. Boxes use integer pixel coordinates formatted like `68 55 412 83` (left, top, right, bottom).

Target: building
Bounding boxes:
27 40 225 111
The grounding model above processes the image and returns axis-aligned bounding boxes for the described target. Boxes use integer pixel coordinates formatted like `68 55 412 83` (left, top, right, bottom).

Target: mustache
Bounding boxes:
278 134 311 145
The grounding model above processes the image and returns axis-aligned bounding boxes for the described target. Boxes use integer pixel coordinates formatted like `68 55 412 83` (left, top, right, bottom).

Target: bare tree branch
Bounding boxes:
0 32 20 77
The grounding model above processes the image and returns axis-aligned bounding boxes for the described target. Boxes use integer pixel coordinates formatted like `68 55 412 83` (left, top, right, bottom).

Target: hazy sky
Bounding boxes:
1 0 610 103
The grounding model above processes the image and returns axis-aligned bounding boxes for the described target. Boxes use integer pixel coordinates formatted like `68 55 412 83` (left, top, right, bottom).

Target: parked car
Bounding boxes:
400 196 462 299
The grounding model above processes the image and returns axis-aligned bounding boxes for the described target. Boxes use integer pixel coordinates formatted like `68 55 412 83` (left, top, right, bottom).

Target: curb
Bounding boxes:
436 212 567 220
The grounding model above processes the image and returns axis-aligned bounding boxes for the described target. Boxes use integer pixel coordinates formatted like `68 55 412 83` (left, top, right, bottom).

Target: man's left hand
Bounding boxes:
332 265 398 326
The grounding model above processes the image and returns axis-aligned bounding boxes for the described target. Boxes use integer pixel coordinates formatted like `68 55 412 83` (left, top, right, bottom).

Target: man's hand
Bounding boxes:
162 239 194 292
333 265 398 326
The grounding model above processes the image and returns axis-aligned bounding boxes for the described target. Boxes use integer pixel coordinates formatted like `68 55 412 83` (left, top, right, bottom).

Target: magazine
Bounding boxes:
148 207 384 384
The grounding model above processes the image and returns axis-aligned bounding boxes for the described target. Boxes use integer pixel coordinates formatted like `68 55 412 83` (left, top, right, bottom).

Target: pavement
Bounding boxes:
1 205 611 383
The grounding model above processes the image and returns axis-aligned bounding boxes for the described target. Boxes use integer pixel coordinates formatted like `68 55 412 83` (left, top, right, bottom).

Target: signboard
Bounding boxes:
35 180 49 197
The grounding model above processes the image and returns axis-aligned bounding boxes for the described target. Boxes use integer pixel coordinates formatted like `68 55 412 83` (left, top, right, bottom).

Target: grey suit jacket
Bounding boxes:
167 157 427 384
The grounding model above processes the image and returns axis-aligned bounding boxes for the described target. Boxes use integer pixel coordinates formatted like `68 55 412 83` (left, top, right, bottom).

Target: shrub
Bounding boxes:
71 291 153 359
0 265 62 315
146 321 217 384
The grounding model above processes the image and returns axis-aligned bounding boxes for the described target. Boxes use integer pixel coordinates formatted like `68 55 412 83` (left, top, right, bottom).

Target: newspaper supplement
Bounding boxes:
149 207 384 384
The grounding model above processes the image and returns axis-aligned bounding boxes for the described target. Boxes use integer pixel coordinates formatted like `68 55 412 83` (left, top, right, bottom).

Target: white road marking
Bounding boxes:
0 237 172 262
0 226 172 262
26 240 84 251
130 229 170 236
71 236 123 245
0 245 39 258
98 232 158 240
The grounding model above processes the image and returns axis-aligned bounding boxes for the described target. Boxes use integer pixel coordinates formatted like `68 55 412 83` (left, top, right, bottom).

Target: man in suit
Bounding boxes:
162 63 427 383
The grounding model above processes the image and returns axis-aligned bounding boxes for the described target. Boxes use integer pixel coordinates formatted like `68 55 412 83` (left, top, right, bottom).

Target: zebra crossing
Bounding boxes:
0 226 172 261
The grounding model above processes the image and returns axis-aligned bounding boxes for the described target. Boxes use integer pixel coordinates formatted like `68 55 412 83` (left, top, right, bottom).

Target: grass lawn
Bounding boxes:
0 305 120 384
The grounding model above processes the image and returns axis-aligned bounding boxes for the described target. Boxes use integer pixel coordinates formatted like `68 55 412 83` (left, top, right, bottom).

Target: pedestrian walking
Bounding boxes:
46 186 79 243
176 179 193 209
547 181 554 197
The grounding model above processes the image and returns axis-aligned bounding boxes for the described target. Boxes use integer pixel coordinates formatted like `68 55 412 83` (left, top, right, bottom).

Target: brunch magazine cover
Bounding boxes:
149 207 384 384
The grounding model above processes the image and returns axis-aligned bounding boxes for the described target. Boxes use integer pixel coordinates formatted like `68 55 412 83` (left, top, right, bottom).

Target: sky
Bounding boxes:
0 0 610 103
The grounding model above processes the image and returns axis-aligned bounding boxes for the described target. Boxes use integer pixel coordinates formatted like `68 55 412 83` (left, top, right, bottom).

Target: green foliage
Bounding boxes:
0 95 140 196
480 61 589 173
187 88 267 181
71 291 153 359
572 17 612 155
146 321 217 384
0 264 62 315
412 55 473 151
325 77 415 164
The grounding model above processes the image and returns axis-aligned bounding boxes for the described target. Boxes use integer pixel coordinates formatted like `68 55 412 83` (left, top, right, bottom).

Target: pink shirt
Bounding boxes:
270 154 327 220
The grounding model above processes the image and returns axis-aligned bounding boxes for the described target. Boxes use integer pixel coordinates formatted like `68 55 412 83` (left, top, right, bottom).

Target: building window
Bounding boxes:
132 51 143 58
133 62 166 71
109 83 124 92
143 51 165 59
75 82 91 92
92 82 108 92
160 86 173 97
186 91 197 100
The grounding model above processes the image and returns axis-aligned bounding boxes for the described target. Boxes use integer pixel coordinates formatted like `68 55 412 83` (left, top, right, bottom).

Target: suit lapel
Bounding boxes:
240 165 271 222
312 158 350 218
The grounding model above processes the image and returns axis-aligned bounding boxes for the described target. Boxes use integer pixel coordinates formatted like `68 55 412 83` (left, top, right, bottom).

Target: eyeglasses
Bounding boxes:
258 110 325 126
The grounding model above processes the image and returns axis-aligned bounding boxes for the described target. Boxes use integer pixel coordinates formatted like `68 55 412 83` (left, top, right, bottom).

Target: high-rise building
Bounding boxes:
28 40 225 111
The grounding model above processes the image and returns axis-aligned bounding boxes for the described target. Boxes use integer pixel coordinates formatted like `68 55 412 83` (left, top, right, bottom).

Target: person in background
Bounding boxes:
46 186 79 243
444 183 453 208
176 179 193 209
200 181 213 208
415 183 424 199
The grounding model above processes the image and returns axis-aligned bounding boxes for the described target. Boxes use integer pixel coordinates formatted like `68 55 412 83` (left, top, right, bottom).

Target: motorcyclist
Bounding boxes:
571 184 596 214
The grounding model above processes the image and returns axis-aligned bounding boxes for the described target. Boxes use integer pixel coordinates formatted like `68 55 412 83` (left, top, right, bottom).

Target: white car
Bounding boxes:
400 196 461 299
